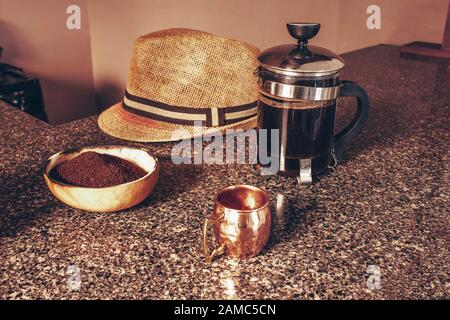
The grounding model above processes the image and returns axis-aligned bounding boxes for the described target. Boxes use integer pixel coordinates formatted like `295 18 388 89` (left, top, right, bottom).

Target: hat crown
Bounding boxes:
127 28 260 109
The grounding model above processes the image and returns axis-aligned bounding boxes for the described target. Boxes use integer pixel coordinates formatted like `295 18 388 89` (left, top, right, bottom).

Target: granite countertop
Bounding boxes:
0 45 448 299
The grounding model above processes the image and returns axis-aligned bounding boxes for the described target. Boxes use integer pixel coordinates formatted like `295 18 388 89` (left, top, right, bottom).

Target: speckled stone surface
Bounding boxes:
0 45 448 299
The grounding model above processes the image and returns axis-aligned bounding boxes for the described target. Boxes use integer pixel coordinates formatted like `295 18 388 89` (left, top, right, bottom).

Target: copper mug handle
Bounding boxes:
202 214 226 262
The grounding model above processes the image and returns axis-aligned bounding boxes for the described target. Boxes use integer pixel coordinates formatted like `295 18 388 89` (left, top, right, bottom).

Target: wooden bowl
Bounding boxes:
43 146 159 212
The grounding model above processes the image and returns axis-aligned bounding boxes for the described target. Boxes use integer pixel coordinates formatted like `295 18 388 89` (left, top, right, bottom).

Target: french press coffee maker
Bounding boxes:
256 23 369 183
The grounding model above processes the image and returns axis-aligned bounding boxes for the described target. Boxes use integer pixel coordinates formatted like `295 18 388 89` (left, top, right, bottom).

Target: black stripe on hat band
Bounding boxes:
123 90 257 127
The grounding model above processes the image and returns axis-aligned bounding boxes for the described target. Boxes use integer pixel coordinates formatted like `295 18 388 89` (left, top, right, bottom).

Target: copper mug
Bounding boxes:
202 185 271 262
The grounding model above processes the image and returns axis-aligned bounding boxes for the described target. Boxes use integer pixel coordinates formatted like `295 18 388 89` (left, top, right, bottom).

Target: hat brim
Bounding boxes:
98 102 258 142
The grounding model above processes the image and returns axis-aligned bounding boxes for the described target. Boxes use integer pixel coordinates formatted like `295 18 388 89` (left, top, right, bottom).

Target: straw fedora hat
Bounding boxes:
98 28 260 142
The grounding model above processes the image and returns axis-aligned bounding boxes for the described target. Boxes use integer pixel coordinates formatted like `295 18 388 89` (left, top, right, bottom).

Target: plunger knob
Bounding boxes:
287 23 321 46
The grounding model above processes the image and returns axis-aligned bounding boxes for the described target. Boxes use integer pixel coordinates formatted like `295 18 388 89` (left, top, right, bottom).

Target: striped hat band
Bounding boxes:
123 90 258 127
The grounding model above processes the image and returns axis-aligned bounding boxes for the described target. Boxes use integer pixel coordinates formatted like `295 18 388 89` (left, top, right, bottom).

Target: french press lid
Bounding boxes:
257 23 345 101
258 23 345 78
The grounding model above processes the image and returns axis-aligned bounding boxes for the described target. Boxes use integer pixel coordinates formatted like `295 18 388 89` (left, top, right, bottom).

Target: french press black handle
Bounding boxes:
333 81 370 161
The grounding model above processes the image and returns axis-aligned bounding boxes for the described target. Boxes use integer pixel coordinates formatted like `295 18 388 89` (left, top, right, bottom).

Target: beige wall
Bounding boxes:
1 0 448 123
0 0 96 124
337 0 450 53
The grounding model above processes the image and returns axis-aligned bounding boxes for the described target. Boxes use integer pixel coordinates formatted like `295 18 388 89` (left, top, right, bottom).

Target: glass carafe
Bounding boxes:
256 23 370 183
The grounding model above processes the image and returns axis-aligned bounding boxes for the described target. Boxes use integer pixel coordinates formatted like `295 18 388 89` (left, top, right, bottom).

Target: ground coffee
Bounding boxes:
49 151 147 188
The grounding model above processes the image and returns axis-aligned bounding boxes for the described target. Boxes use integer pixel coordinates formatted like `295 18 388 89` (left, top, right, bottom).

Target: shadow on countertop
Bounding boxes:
0 169 60 238
263 196 319 252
